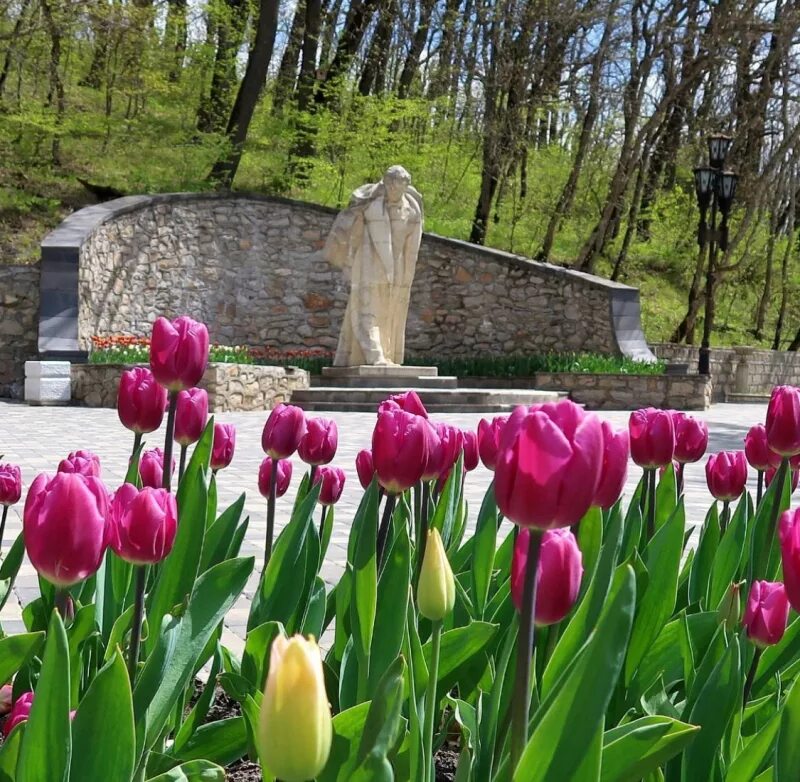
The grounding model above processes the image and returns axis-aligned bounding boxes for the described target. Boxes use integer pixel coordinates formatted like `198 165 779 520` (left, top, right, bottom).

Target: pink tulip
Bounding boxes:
744 580 790 647
705 451 748 501
433 423 464 481
117 367 167 434
1 691 75 738
23 472 109 587
313 466 346 506
372 408 430 494
262 403 307 459
139 448 175 489
594 422 629 510
149 316 209 392
780 509 800 612
511 528 583 625
629 408 675 468
766 465 799 492
174 388 209 446
210 423 236 471
462 430 479 471
57 450 101 478
495 400 603 529
745 424 780 471
477 416 508 472
0 464 22 506
379 390 428 418
355 449 375 490
298 418 338 466
766 386 800 457
420 421 442 481
110 484 177 565
258 458 293 499
672 413 708 464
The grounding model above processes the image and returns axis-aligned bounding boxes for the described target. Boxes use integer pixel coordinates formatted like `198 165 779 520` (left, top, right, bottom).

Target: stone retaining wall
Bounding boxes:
71 363 309 412
0 265 41 399
460 372 713 410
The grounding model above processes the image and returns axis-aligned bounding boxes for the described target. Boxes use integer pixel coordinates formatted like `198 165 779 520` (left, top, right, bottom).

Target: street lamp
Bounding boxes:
694 134 737 376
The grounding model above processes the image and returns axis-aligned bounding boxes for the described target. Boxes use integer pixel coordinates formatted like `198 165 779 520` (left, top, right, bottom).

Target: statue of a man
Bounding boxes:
323 165 423 366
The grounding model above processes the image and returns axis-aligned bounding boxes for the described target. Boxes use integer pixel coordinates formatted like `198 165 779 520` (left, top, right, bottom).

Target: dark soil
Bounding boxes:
226 759 263 781
435 747 460 782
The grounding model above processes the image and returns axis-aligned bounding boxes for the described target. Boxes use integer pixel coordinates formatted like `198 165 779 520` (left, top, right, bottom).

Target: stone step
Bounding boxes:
725 392 770 404
311 374 458 389
290 386 564 413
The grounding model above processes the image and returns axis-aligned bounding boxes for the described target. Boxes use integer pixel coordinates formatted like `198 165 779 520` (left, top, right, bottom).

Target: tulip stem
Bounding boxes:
646 469 657 540
757 470 764 508
309 464 318 486
127 565 148 684
162 392 178 492
424 620 443 782
743 647 763 707
376 493 397 569
721 500 730 534
132 431 143 460
414 482 431 587
0 505 7 553
54 587 69 621
178 444 187 484
264 458 280 572
676 463 684 496
510 527 544 774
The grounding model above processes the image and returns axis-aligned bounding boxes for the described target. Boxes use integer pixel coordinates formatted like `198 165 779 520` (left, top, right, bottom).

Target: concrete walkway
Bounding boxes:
0 400 771 656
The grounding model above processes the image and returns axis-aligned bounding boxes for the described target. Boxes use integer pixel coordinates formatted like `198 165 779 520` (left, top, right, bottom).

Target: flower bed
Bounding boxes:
2 316 800 781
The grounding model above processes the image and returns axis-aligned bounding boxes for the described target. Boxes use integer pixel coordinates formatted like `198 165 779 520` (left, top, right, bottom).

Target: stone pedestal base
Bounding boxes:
320 365 452 389
322 365 439 379
25 361 71 405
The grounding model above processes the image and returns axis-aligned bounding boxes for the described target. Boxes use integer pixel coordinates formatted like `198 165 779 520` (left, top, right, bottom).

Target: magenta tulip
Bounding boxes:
379 390 428 418
372 408 430 494
766 386 800 457
420 421 443 481
258 458 293 499
672 413 708 464
594 422 629 510
477 416 508 472
58 450 101 478
23 472 109 587
462 430 479 472
2 691 33 737
313 466 346 506
705 451 748 501
511 527 583 625
211 423 236 471
110 484 178 565
0 464 21 506
745 423 779 471
744 580 790 647
262 403 307 459
495 400 603 529
298 418 338 466
355 449 375 490
174 388 209 446
629 408 675 468
780 509 800 612
433 423 464 481
117 367 168 434
139 448 175 489
149 316 209 392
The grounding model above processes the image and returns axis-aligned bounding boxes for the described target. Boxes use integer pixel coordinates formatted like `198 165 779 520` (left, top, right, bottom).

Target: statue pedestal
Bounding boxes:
321 365 454 389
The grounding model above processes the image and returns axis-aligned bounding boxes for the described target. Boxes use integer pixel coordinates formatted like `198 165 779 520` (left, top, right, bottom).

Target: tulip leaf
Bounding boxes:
70 651 135 780
0 632 44 686
320 505 335 566
301 576 328 640
624 502 685 686
776 676 800 781
688 505 720 608
600 716 700 782
578 507 603 592
751 468 792 582
357 656 407 764
680 635 742 782
16 611 71 782
200 493 246 573
318 703 371 782
172 717 248 767
514 564 636 781
754 616 800 695
241 621 283 693
430 455 462 547
471 483 498 619
0 533 24 613
134 556 254 753
707 497 747 610
145 760 227 781
543 503 624 696
0 721 24 781
422 621 498 697
727 710 781 782
655 463 678 532
286 516 322 635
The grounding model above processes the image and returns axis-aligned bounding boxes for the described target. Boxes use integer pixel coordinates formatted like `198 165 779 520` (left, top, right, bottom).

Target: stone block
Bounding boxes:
25 361 72 405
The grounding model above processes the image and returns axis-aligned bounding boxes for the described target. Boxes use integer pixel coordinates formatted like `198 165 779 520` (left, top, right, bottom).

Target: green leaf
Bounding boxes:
776 676 800 781
515 565 636 781
688 505 720 607
172 717 248 767
200 493 246 573
134 556 254 753
145 760 227 781
422 622 497 696
16 612 71 782
70 651 135 780
577 506 603 595
600 716 699 782
0 721 24 781
471 483 498 619
751 467 792 581
174 646 224 753
707 497 747 609
625 502 685 686
241 621 283 692
357 656 406 765
318 702 372 782
0 533 25 613
754 615 800 694
0 633 44 685
728 711 780 782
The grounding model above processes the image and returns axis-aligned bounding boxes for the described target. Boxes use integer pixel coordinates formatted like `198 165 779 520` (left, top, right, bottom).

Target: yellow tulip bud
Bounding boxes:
258 634 332 782
418 528 455 621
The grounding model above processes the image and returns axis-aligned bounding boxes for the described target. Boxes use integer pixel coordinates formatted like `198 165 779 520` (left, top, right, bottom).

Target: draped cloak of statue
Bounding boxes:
323 169 424 366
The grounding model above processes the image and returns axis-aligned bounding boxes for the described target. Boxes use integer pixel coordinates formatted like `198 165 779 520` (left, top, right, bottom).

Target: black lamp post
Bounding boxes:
694 133 737 376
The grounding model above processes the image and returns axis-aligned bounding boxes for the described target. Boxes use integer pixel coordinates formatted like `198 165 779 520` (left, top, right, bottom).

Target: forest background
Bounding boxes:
1 0 798 349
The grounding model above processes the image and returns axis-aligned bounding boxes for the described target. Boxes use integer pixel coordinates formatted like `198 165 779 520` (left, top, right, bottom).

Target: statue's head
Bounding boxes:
383 165 411 203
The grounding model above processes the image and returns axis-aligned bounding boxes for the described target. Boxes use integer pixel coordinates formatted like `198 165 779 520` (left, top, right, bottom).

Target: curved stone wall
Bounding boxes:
38 193 654 361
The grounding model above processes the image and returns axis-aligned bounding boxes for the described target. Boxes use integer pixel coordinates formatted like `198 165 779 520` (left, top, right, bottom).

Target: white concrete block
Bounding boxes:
25 363 72 405
24 361 72 379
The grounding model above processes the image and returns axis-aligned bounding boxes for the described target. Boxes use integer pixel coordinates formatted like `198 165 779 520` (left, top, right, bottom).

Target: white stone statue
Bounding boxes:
323 165 423 366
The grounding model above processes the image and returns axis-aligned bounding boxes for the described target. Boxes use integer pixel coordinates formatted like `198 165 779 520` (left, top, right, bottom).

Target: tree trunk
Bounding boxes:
318 0 344 67
755 205 780 339
207 0 280 186
397 0 436 97
272 0 306 113
40 0 65 166
165 0 189 82
357 0 394 95
671 243 707 344
612 144 651 280
0 0 31 100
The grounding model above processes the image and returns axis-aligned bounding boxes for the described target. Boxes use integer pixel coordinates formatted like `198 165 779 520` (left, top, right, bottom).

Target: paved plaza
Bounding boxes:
0 400 772 656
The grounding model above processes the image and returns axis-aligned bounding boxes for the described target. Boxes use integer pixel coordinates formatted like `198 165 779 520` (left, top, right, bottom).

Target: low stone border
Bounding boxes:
454 372 713 410
71 363 310 412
